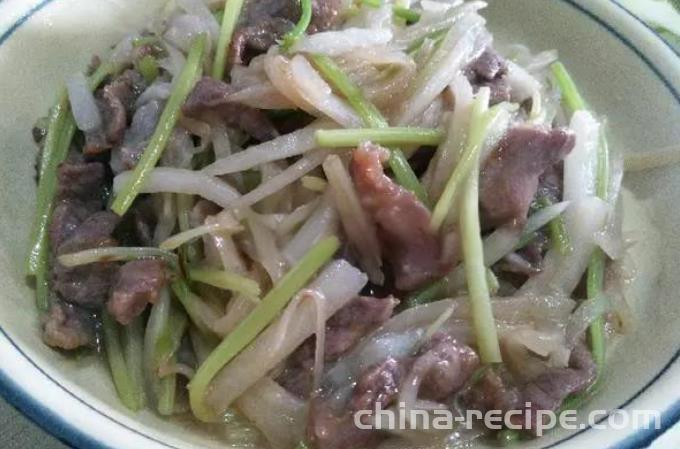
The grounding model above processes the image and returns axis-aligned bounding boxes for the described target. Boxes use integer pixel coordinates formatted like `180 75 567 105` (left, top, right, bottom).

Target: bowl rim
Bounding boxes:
0 0 679 448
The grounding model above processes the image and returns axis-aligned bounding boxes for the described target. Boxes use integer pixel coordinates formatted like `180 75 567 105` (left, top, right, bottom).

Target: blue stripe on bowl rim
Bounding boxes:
0 1 677 448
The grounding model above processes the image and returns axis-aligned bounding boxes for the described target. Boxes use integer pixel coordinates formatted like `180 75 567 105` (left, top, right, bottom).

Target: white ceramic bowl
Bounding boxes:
0 0 679 448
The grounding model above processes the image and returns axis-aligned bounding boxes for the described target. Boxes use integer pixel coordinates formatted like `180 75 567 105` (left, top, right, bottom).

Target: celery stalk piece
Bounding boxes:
112 34 207 215
315 128 443 148
188 236 340 422
551 61 610 376
310 54 430 204
280 0 313 52
212 0 246 80
190 268 261 299
102 312 144 411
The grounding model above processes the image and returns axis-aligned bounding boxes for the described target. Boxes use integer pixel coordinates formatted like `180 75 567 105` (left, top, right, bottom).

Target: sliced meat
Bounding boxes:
413 333 480 401
464 343 596 433
52 211 120 309
108 260 167 325
307 357 406 449
55 161 107 204
480 126 575 229
351 143 454 290
307 400 383 449
56 211 120 255
278 296 398 397
112 100 163 173
84 70 147 154
113 196 158 247
183 77 278 142
349 357 405 412
42 301 96 350
309 0 344 33
50 201 98 250
230 17 294 66
465 49 511 105
52 262 118 309
230 0 342 68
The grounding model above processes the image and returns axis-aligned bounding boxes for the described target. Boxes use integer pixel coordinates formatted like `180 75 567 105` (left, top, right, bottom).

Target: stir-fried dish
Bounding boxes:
26 0 633 447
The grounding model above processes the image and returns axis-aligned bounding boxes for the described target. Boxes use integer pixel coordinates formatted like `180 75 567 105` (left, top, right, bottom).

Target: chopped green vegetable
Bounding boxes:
310 54 429 204
102 312 144 411
188 236 340 422
430 90 501 231
190 268 261 300
550 62 587 113
132 36 160 48
213 0 246 79
27 62 120 310
310 54 388 129
403 278 449 309
171 280 218 336
316 128 443 148
458 91 502 364
301 175 328 192
552 62 610 377
538 196 573 256
58 246 179 271
138 55 160 83
122 316 147 409
393 6 421 23
112 34 207 215
361 0 383 7
280 0 313 51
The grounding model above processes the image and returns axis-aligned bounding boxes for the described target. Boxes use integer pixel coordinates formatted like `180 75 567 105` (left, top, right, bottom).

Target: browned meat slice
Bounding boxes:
349 357 405 412
55 162 107 203
351 143 454 290
84 70 146 154
309 0 344 33
464 343 596 433
413 333 480 401
308 357 406 449
183 77 278 142
278 296 398 397
229 0 342 68
230 17 294 66
480 126 575 229
42 301 96 350
56 211 120 255
52 211 120 309
465 49 511 105
307 400 383 449
113 100 163 173
108 260 167 325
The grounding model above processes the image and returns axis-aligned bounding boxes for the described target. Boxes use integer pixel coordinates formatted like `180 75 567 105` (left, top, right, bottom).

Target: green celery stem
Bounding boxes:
112 34 207 216
213 0 246 80
187 236 340 422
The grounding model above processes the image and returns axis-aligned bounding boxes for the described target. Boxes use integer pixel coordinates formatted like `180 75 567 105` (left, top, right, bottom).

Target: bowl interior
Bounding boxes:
0 0 679 448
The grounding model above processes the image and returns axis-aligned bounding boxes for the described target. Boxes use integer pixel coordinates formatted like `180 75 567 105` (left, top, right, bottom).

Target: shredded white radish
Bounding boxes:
564 110 601 203
66 72 102 132
236 378 308 449
203 120 331 176
227 151 329 211
206 260 368 414
160 210 242 250
289 54 364 127
176 0 219 42
283 193 339 264
395 14 485 125
113 168 240 210
247 214 287 283
291 28 393 56
393 1 486 48
226 83 296 110
323 154 384 284
520 197 610 296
